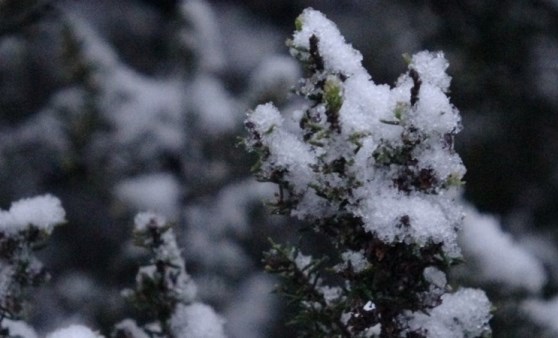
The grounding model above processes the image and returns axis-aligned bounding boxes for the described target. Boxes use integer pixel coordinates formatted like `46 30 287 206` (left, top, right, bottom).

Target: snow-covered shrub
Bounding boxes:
117 212 225 338
0 195 65 336
245 8 491 336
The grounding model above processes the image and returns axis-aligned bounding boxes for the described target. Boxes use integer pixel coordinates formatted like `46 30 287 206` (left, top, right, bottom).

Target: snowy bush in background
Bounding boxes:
0 0 282 336
0 0 558 337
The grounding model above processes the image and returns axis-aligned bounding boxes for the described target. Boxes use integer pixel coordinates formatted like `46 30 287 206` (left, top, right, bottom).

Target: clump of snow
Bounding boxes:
171 303 226 338
424 266 447 289
319 286 343 306
246 103 316 193
460 206 547 293
339 250 369 273
247 103 284 137
0 194 65 234
363 301 376 312
189 75 238 135
338 73 395 137
46 324 103 338
405 288 491 338
115 172 181 219
2 319 38 338
291 8 365 76
522 296 558 334
358 191 462 256
410 51 451 92
412 83 460 135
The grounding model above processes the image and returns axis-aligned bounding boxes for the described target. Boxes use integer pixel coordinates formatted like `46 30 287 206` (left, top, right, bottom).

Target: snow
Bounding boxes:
291 8 365 76
356 189 462 256
102 71 186 158
294 251 313 272
522 296 558 334
417 144 466 183
46 324 103 338
0 194 65 234
412 83 460 135
65 13 188 160
423 266 447 289
363 301 376 312
405 288 491 338
410 51 452 92
339 73 397 137
180 0 226 73
319 286 343 306
460 206 547 293
2 319 38 338
113 320 149 338
247 103 284 136
340 250 369 273
247 103 316 194
189 75 238 134
115 172 181 219
171 303 226 338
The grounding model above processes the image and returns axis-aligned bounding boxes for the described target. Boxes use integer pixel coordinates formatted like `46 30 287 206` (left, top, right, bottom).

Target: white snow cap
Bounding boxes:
171 303 226 338
0 194 65 234
292 8 364 76
410 51 452 92
46 324 103 338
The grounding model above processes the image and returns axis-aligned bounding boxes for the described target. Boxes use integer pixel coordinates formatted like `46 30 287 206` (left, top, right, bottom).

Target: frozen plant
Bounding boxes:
0 195 65 336
245 8 491 337
117 212 225 338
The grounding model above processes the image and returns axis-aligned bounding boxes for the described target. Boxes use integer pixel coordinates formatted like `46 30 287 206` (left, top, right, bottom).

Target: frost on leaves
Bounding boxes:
245 8 491 337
